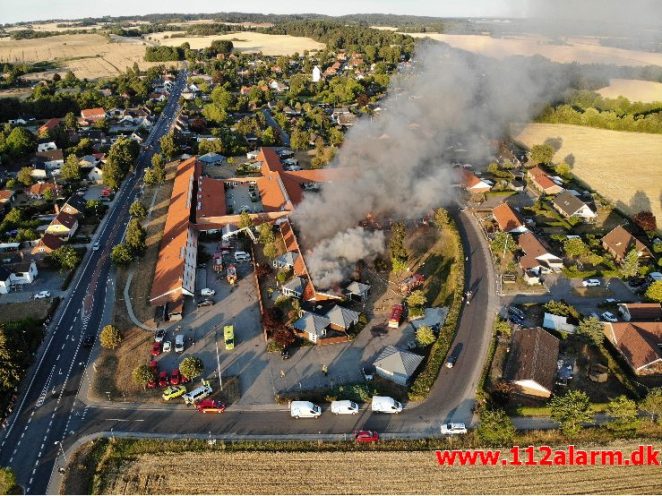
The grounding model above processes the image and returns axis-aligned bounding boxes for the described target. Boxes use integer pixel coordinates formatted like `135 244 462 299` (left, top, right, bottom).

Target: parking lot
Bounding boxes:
0 268 66 303
225 182 263 215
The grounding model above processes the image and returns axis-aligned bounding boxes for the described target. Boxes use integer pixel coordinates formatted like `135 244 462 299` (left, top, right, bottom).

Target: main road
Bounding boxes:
0 68 188 494
2 70 498 492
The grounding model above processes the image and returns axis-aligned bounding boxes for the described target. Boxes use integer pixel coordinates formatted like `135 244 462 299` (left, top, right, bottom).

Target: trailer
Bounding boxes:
400 273 425 294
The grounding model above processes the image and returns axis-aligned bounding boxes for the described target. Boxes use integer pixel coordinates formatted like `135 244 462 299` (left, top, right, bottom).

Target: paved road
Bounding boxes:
262 108 290 147
0 69 188 494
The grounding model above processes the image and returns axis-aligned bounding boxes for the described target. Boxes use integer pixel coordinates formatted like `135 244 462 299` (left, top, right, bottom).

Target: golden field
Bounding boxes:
148 31 324 55
405 33 662 67
97 445 662 494
0 34 178 79
514 123 662 221
597 79 662 103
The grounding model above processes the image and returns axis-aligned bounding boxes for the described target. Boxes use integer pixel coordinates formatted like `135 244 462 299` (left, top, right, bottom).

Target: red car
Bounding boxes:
170 369 181 385
180 372 190 384
196 398 226 414
158 370 169 388
354 430 379 444
150 342 162 357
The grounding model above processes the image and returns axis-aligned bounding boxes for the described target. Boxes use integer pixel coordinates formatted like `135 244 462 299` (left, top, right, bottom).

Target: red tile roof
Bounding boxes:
28 182 60 197
196 176 226 221
258 147 284 174
492 203 525 232
619 303 662 321
518 232 550 270
32 233 64 253
602 225 652 262
150 157 198 305
52 211 77 229
0 190 14 203
462 170 490 191
257 174 291 212
528 166 559 192
38 118 61 134
603 322 662 373
80 107 106 121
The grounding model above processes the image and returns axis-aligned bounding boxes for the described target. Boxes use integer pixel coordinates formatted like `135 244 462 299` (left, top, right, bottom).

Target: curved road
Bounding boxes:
2 88 497 494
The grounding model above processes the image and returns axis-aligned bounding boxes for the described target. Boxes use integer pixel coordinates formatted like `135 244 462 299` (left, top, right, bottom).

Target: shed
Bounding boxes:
373 345 424 386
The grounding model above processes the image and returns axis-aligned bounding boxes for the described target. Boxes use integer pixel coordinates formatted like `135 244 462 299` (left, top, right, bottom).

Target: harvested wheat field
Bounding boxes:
99 444 662 494
406 33 662 67
0 34 177 79
597 79 662 103
514 124 662 222
150 31 324 55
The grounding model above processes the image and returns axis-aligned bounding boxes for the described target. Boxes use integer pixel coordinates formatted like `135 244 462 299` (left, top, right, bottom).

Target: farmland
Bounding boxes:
405 33 662 67
147 31 324 55
597 79 662 103
80 440 662 494
0 34 178 79
514 123 662 222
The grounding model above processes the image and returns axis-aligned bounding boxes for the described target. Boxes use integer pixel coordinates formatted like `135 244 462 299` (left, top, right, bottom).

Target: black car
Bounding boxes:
446 343 463 368
281 347 291 360
82 334 95 347
508 306 526 320
197 299 214 308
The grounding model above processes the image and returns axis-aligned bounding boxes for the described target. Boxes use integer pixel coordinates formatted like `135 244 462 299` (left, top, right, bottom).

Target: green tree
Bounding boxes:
129 200 147 219
159 133 179 160
606 395 639 436
433 208 450 228
494 317 512 338
290 128 310 151
261 127 276 146
17 166 34 187
549 389 593 436
620 248 640 278
6 126 35 157
238 211 252 229
490 232 515 255
102 158 123 190
406 290 427 308
125 219 146 254
640 388 662 424
563 237 588 258
258 222 275 244
415 325 436 347
530 143 554 165
555 162 572 178
151 152 164 169
63 111 78 130
99 324 122 350
645 281 662 303
543 299 578 318
389 222 408 262
49 246 80 272
60 154 81 182
0 327 24 391
132 364 155 389
0 467 17 495
263 242 277 259
111 244 133 266
476 409 516 446
576 316 604 346
179 356 203 379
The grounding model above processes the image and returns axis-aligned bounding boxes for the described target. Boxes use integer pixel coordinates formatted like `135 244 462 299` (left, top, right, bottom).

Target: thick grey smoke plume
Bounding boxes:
293 42 569 288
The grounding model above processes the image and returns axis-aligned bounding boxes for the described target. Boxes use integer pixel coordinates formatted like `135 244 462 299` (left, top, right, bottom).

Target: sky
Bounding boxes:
0 0 527 25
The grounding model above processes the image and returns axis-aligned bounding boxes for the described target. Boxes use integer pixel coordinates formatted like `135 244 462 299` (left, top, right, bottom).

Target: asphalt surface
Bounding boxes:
1 75 497 493
0 69 188 494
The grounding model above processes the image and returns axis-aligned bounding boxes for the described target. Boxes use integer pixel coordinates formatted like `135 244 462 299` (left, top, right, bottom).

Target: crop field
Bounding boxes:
597 79 662 103
0 34 178 79
148 31 324 55
96 444 662 494
514 123 662 222
405 33 662 67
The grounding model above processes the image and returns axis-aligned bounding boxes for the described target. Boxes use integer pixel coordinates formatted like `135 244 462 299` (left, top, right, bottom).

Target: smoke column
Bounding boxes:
293 42 571 288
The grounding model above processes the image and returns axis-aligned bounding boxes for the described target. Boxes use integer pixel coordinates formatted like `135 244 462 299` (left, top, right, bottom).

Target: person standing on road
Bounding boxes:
322 364 328 376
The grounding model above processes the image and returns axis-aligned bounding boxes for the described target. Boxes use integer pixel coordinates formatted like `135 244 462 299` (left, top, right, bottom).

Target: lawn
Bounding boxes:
0 299 52 324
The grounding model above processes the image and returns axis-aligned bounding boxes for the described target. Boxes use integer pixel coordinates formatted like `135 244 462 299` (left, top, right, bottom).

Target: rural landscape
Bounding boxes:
0 1 661 495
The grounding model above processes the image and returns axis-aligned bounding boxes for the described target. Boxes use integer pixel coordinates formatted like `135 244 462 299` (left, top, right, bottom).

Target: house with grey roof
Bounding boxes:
198 152 225 166
504 327 560 398
345 281 371 301
373 346 424 386
326 304 360 332
282 276 306 298
292 311 331 343
273 251 299 271
410 307 448 332
552 191 596 221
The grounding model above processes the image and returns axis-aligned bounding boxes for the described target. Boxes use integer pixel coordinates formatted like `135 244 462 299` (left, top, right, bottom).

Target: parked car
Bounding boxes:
582 279 601 287
150 342 162 357
162 340 172 353
508 306 526 320
601 311 618 323
362 365 375 381
154 329 166 343
224 325 235 350
182 380 213 405
331 400 359 415
196 398 226 414
170 369 181 385
34 291 51 299
354 430 379 443
371 396 402 414
162 385 186 401
200 288 216 297
158 371 169 388
440 422 467 435
290 400 322 419
197 298 214 308
281 346 291 360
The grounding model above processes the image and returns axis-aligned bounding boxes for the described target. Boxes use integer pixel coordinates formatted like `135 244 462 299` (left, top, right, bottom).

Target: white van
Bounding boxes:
330 400 359 415
234 251 251 262
175 334 185 353
290 401 322 419
371 396 403 414
182 381 212 405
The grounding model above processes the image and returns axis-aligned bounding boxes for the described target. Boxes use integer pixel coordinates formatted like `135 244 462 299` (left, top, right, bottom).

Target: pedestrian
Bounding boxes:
280 370 285 378
322 364 328 376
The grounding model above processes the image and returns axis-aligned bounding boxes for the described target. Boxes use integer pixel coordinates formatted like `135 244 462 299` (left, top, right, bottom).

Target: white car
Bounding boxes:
601 311 618 323
582 279 601 287
162 340 172 353
440 422 468 435
200 288 216 297
330 400 359 415
34 291 51 299
92 241 100 251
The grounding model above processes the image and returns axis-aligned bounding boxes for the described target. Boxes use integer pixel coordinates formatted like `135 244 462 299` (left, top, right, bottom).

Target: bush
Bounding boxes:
415 325 436 347
476 409 515 446
180 356 203 379
0 467 17 495
132 364 155 388
99 325 122 349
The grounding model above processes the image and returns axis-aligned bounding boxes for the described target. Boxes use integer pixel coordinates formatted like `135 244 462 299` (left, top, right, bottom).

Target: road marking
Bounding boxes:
56 354 60 361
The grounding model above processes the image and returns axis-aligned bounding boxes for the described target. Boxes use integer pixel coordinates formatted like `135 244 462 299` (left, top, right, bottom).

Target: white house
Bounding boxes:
37 141 57 152
312 65 322 83
0 267 11 294
9 260 38 285
552 191 596 221
543 312 577 334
